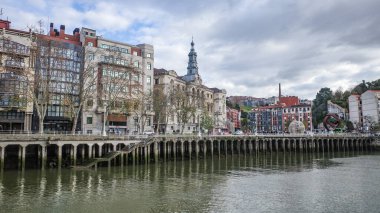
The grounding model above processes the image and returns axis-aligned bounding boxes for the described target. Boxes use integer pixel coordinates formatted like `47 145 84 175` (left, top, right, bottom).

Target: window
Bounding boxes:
146 53 151 58
155 78 159 84
90 33 95 36
101 44 108 49
87 99 93 107
88 53 94 61
87 117 93 124
87 42 93 47
87 130 92 134
147 76 151 84
85 32 89 35
147 62 152 70
134 61 139 68
133 51 138 56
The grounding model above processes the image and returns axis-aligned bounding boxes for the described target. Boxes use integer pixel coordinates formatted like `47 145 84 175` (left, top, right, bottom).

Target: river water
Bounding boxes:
0 151 380 213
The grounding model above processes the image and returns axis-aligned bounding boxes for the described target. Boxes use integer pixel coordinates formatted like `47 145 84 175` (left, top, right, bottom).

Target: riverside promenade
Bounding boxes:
0 134 376 171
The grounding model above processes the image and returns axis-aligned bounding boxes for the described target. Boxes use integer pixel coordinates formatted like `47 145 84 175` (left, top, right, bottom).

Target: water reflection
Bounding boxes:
0 151 379 212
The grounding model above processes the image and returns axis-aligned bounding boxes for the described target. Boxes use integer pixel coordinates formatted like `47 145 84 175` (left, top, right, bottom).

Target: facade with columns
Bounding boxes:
154 40 227 134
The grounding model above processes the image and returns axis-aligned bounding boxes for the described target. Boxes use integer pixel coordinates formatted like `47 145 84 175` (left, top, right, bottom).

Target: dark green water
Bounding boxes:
1 151 380 213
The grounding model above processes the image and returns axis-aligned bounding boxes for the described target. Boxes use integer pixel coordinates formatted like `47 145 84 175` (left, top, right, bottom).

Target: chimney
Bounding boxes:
0 19 11 29
60 24 65 36
279 83 282 99
73 28 80 37
49 23 54 36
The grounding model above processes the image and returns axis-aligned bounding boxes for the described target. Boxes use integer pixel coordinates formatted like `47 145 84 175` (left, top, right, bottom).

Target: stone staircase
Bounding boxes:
72 137 154 169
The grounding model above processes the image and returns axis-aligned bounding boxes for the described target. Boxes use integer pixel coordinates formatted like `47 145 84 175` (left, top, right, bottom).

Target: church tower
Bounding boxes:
182 38 202 83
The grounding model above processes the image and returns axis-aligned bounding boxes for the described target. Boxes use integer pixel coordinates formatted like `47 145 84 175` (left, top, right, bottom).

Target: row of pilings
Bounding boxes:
0 136 374 170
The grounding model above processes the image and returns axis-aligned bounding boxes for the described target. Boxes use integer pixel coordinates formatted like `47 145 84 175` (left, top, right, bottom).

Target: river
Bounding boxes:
0 151 379 213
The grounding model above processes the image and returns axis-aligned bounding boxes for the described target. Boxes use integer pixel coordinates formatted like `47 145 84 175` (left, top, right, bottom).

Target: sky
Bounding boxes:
2 0 380 99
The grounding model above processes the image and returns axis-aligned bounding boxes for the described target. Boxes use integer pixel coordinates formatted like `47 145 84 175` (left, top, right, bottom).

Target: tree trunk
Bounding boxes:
71 115 78 135
155 114 161 133
39 119 44 134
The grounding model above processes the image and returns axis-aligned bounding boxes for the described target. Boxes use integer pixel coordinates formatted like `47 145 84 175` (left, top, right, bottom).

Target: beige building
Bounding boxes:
153 40 227 134
80 27 154 135
0 19 35 132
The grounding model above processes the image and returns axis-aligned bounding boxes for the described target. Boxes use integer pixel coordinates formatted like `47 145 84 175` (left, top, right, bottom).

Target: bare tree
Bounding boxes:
62 50 97 134
171 87 199 134
153 84 169 133
26 38 52 134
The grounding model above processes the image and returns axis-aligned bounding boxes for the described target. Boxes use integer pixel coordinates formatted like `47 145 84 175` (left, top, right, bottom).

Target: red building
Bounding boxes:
226 107 241 131
279 96 299 107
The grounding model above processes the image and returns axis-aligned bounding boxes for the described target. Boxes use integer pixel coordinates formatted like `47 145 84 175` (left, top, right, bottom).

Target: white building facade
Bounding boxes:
153 40 227 134
80 27 154 135
361 90 380 131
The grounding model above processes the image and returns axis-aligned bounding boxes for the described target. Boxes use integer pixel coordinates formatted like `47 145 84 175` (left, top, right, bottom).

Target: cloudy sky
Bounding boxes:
2 0 380 99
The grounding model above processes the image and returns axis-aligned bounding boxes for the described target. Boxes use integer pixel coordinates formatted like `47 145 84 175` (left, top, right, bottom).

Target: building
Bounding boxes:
248 103 312 133
279 96 299 106
80 27 154 135
361 90 380 131
0 19 34 132
282 104 312 132
153 39 227 134
348 91 380 131
31 23 84 132
0 18 153 134
327 100 346 120
226 107 241 132
348 94 362 127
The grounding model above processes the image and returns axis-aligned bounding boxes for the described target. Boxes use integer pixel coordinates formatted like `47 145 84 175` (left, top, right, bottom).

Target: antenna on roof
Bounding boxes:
0 8 4 20
37 19 44 34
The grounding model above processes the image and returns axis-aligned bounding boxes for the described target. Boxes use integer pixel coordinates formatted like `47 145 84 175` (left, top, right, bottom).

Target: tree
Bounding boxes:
126 89 153 134
241 118 249 132
200 112 214 134
27 38 55 134
171 87 200 134
62 51 97 135
153 85 170 133
312 87 333 129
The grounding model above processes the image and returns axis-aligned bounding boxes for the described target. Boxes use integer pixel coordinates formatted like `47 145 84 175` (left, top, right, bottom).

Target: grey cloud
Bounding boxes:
4 0 380 99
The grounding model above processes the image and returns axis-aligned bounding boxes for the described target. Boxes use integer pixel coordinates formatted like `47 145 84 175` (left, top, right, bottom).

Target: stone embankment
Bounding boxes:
0 134 375 171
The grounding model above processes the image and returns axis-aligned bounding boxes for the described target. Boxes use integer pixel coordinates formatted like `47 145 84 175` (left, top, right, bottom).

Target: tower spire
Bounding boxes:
182 37 201 83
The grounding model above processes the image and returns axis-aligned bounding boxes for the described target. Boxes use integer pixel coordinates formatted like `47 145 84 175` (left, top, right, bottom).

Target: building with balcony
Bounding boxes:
153 40 226 134
31 23 84 132
0 19 34 132
80 27 154 135
226 107 241 132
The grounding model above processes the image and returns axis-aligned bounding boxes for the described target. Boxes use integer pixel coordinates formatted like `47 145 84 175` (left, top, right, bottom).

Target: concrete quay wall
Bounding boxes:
0 135 375 171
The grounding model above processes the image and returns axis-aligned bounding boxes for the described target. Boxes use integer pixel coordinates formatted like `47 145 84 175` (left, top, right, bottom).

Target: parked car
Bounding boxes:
143 130 155 136
233 130 243 135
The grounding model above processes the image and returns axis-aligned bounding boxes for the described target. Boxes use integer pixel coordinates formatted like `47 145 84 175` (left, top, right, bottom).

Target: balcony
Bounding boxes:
4 60 25 70
0 40 30 57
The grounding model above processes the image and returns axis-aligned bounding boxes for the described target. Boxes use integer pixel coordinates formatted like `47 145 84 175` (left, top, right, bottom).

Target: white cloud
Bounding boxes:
2 0 380 100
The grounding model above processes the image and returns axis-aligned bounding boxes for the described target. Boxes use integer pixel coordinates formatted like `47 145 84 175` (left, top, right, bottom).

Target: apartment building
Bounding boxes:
80 27 154 135
0 19 34 131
